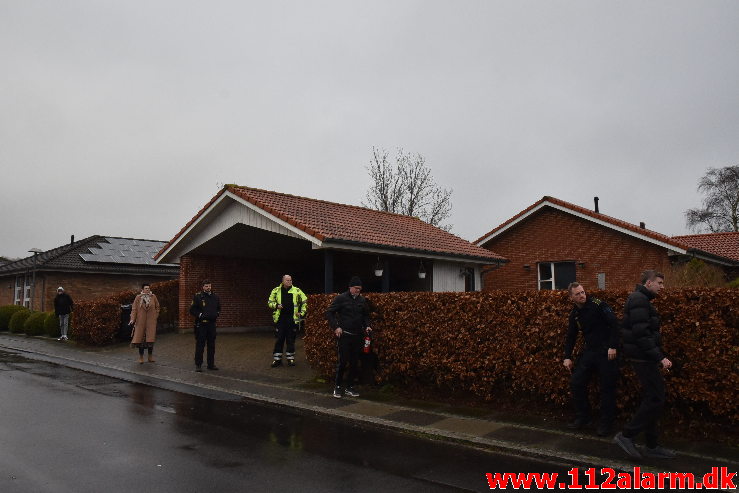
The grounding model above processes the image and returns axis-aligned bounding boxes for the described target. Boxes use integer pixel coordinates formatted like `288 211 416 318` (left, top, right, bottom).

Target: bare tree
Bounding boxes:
685 165 739 233
363 147 452 230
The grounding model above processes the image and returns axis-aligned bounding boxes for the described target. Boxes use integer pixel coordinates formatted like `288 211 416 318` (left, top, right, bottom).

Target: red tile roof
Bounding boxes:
158 185 505 262
672 232 739 262
475 196 694 251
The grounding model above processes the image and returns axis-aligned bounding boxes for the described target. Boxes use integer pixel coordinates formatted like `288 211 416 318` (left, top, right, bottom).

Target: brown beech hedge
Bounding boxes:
73 280 178 345
304 289 738 436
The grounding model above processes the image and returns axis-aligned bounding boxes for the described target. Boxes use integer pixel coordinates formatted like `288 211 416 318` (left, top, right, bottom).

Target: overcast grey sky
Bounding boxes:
1 1 738 260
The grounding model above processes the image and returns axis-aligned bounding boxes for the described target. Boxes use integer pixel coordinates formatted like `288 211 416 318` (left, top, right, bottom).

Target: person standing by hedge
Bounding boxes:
189 280 221 372
129 283 160 364
562 282 619 437
326 276 372 398
53 287 74 341
267 274 307 368
614 270 675 460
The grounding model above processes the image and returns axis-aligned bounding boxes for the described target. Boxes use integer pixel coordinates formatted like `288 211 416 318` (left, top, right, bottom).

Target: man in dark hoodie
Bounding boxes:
326 276 372 399
189 280 221 372
563 282 619 436
53 286 74 341
614 270 675 460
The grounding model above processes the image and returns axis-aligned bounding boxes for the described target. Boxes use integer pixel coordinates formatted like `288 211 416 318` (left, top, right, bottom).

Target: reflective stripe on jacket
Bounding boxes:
267 285 307 323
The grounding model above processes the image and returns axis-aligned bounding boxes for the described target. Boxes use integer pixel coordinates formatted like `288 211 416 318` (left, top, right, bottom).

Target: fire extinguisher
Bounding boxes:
363 332 371 354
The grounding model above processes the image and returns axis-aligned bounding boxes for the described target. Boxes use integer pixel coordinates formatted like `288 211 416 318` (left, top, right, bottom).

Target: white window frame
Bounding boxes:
538 261 576 290
14 276 22 305
23 273 31 308
538 262 555 290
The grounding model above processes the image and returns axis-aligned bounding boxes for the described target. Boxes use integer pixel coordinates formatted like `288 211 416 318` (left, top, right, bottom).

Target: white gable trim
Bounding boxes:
157 191 322 263
224 191 323 246
476 201 688 254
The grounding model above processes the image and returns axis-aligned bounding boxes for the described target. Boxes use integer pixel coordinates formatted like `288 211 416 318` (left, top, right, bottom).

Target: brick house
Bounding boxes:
0 236 179 311
156 185 506 330
474 196 739 291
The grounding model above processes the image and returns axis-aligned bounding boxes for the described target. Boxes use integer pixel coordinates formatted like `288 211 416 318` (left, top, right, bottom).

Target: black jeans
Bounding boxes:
335 334 362 388
194 321 217 368
273 319 297 360
623 361 665 448
570 350 619 424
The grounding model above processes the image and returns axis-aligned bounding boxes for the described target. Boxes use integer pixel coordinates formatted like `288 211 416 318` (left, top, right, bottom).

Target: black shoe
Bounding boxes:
344 387 359 397
207 366 219 370
195 365 203 372
332 387 342 399
271 360 283 368
287 360 296 367
614 432 642 459
597 423 614 437
642 445 676 459
567 418 590 430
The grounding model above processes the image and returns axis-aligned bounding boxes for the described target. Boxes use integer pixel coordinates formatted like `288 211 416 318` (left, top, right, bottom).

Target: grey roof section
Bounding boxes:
79 238 175 266
0 236 179 276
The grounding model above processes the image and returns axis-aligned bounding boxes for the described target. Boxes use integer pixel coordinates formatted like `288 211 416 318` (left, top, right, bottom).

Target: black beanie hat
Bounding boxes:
349 276 362 287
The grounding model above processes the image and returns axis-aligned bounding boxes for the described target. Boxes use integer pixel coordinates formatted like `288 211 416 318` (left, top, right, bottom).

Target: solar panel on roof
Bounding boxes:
78 238 173 266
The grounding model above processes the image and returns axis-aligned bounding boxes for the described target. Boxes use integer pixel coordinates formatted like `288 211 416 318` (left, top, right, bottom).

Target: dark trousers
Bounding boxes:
194 321 217 368
570 350 619 424
335 334 362 388
623 361 665 448
273 319 297 360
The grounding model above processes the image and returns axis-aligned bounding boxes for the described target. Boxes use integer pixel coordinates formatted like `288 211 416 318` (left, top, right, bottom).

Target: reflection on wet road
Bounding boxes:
0 350 571 492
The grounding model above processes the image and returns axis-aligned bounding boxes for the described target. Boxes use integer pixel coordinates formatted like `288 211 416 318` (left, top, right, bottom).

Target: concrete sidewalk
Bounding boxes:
1 331 736 483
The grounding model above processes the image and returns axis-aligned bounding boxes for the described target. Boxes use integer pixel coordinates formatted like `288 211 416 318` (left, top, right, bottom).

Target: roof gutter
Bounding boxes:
317 238 508 265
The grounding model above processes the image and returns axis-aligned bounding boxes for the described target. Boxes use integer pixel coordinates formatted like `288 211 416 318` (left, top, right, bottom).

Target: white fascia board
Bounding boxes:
477 201 688 254
224 191 323 246
316 241 499 265
668 249 737 267
157 191 322 263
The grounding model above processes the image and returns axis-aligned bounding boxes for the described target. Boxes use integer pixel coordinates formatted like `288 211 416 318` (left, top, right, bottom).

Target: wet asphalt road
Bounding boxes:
0 350 573 492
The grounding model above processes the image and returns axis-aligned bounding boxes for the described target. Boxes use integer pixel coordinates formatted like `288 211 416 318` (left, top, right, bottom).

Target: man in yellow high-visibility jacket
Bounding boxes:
267 274 307 367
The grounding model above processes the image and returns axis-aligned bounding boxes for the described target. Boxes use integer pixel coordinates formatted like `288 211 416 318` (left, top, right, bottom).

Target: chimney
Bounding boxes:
70 235 75 245
639 222 645 229
594 197 599 213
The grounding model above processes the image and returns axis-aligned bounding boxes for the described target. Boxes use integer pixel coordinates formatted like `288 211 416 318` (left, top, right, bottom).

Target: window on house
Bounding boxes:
23 274 31 308
14 276 22 305
538 262 576 290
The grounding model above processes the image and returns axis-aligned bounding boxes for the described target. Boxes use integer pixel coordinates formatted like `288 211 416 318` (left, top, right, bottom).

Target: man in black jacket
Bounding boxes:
563 282 619 436
325 276 372 398
614 270 675 460
53 287 74 342
189 280 221 372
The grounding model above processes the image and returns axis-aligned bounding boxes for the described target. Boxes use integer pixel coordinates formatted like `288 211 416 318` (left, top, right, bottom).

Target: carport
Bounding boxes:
156 185 506 329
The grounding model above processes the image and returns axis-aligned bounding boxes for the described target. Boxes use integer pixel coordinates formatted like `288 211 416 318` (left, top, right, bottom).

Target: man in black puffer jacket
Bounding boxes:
326 276 372 399
614 270 675 460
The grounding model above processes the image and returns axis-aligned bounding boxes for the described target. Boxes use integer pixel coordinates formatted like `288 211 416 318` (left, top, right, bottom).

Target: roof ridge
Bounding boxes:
673 231 739 238
228 185 490 248
228 184 428 221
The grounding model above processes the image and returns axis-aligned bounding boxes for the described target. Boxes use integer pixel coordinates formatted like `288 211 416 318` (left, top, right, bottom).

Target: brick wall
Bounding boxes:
480 208 671 291
0 272 176 311
179 254 323 329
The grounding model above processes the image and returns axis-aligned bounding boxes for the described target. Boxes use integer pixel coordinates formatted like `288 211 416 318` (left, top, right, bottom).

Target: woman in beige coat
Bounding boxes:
129 283 160 363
